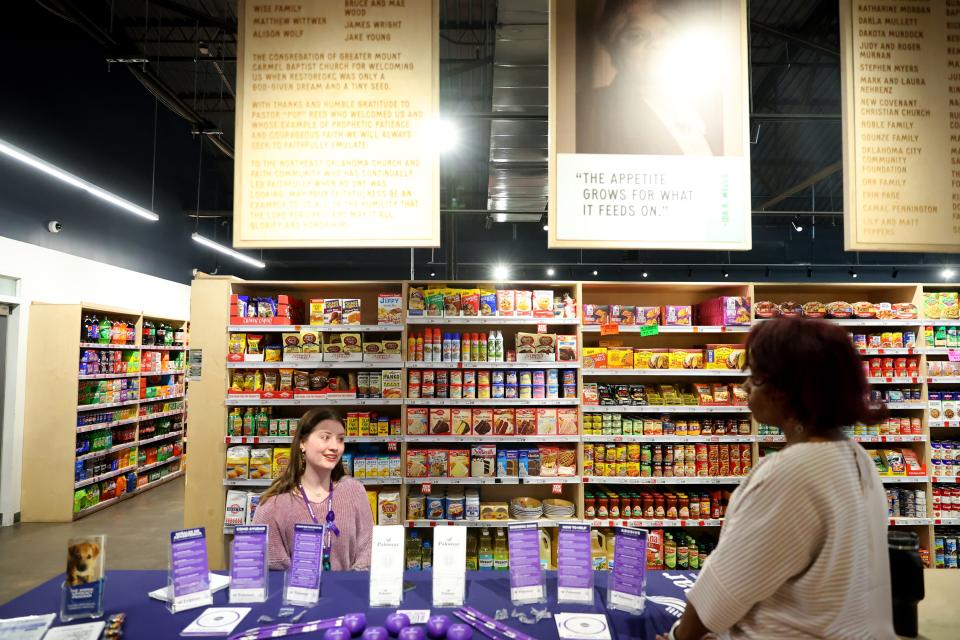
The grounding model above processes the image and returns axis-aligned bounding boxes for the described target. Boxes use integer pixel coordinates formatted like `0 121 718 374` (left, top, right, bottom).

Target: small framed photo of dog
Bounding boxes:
61 535 106 622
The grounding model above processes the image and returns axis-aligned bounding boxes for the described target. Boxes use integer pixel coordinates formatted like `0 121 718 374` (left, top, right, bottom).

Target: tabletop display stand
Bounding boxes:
183 277 960 569
20 303 188 522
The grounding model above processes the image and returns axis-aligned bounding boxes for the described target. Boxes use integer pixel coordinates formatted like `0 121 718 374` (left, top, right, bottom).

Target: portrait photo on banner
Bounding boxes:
573 0 736 157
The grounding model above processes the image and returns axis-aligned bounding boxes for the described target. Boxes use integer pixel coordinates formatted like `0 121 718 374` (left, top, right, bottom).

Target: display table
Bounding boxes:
0 570 694 638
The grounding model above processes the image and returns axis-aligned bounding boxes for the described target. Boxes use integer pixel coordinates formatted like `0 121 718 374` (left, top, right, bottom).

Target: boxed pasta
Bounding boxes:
406 407 429 435
536 408 558 435
225 446 250 479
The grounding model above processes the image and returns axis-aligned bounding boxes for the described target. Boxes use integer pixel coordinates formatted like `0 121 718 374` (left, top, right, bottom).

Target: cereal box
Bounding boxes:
536 408 558 435
272 447 290 479
533 290 554 318
377 490 400 525
225 446 250 480
406 450 428 477
516 408 537 435
377 294 402 325
496 290 515 316
607 347 635 369
471 445 496 477
661 305 692 326
323 299 343 324
451 408 472 436
449 450 470 477
308 299 325 325
427 449 449 477
429 408 452 436
583 347 608 369
493 408 516 435
557 408 579 435
406 407 429 435
472 408 494 436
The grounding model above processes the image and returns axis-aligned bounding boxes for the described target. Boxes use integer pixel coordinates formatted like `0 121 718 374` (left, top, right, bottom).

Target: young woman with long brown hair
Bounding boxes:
253 408 373 571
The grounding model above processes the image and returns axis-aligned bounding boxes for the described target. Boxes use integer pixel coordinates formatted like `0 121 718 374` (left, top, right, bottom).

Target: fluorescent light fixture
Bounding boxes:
191 233 266 268
492 264 510 280
546 268 556 277
0 138 159 221
542 224 549 231
943 267 956 280
429 271 436 277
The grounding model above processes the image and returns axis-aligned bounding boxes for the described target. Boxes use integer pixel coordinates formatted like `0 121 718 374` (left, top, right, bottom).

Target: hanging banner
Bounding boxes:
234 0 440 248
840 0 960 252
549 0 751 250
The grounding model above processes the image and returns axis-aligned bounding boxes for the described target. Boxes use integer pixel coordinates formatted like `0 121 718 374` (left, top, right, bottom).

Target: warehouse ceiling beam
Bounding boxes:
758 161 842 210
145 0 236 34
750 21 839 59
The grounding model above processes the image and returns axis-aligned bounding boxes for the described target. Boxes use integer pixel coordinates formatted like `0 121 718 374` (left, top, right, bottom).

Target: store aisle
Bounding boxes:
0 476 183 604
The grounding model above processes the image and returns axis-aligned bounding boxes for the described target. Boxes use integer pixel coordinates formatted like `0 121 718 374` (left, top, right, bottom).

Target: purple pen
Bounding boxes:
458 607 537 640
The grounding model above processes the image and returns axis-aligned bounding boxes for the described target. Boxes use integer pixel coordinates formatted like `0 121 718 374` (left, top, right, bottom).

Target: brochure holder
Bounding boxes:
507 523 547 605
283 523 325 607
229 525 269 604
606 527 648 615
432 527 467 608
168 528 213 613
557 522 594 605
60 534 107 623
368 525 405 608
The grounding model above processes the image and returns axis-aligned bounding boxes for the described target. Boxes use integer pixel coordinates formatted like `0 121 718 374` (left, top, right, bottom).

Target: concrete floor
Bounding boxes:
0 475 183 605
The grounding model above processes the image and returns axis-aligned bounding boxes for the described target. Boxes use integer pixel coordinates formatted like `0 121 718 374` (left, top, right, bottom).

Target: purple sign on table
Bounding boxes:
557 523 593 603
507 523 545 604
608 527 649 613
230 525 268 603
169 527 212 612
284 523 324 604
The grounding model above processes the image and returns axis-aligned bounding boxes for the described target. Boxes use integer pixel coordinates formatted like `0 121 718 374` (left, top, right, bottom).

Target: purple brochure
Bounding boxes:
284 524 324 605
169 528 212 612
230 525 268 603
608 527 648 613
508 523 546 604
557 523 594 604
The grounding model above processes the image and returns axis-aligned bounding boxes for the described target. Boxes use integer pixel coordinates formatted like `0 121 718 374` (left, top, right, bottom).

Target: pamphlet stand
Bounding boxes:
282 523 324 607
229 525 269 604
168 528 213 614
508 523 547 606
606 527 648 615
59 576 106 623
557 522 595 605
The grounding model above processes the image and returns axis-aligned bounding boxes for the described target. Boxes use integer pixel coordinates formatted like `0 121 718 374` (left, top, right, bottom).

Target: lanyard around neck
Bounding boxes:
299 480 339 570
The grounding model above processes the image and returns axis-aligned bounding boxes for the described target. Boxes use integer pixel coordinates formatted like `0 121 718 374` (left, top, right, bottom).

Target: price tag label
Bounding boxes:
552 483 563 495
600 322 620 336
387 442 398 452
421 483 432 494
639 324 660 337
537 323 548 334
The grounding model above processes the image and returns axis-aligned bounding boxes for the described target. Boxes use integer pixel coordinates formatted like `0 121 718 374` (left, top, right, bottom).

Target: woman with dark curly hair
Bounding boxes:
659 318 896 639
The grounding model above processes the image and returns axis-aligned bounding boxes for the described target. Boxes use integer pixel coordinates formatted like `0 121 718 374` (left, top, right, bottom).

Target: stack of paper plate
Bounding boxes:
542 498 576 520
509 497 543 520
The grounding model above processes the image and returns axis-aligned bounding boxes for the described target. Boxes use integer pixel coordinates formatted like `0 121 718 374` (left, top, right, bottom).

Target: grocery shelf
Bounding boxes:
866 377 921 384
79 342 139 350
223 435 400 444
78 371 142 380
934 518 960 526
582 369 747 377
75 464 138 489
581 325 750 334
927 377 960 384
756 435 786 443
407 316 578 326
73 491 137 519
223 478 271 487
582 475 746 485
405 398 578 407
76 416 140 434
857 348 918 355
588 518 724 528
141 368 187 375
925 320 960 327
852 435 927 443
140 393 185 404
889 518 934 526
405 361 580 369
930 421 960 429
405 435 581 443
138 456 182 473
582 435 755 443
886 403 926 410
140 409 186 421
404 519 562 528
138 431 184 446
228 324 403 333
77 398 140 412
225 397 403 407
141 345 189 351
925 348 960 355
226 361 402 369
765 319 925 327
933 476 960 483
584 405 750 414
76 441 138 462
357 476 403 485
136 470 184 494
880 476 931 484
404 476 579 485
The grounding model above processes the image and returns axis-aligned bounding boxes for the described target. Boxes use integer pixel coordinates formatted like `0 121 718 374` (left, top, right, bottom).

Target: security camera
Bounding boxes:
47 221 62 233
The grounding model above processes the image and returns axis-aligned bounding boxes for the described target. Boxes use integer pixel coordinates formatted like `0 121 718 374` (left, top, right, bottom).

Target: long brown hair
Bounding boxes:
260 408 346 503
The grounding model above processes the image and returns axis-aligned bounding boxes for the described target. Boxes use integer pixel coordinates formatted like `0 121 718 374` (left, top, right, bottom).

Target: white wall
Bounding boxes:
0 236 191 525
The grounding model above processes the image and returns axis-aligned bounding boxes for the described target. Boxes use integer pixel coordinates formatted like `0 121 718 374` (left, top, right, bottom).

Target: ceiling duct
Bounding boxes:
486 0 548 216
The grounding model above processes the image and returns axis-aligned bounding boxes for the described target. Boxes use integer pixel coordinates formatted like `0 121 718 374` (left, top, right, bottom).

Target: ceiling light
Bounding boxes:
495 213 507 223
546 268 555 277
641 271 648 279
943 267 956 280
492 264 510 280
849 269 858 279
191 233 265 268
542 224 549 231
434 118 459 154
429 271 436 277
722 270 730 279
791 216 804 233
592 270 599 276
0 137 159 221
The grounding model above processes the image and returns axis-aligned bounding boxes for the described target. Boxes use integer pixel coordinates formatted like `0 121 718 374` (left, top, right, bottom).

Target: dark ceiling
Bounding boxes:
1 0 956 283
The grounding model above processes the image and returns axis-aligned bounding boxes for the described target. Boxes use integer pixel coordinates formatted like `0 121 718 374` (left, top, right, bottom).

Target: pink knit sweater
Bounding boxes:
252 477 373 571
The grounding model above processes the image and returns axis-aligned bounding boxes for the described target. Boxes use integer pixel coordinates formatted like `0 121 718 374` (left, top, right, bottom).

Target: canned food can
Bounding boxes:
504 384 517 398
491 383 504 398
532 370 546 386
548 369 560 384
532 385 546 399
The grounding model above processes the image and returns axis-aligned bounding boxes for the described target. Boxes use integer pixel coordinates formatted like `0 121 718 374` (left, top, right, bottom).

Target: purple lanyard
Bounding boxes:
299 481 339 570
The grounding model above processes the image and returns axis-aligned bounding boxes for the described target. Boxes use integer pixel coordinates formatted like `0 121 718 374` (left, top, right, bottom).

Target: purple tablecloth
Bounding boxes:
0 570 697 638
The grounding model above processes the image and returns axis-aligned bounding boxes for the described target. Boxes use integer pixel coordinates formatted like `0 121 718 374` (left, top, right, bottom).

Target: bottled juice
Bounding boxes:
493 528 509 570
478 528 493 570
406 531 422 570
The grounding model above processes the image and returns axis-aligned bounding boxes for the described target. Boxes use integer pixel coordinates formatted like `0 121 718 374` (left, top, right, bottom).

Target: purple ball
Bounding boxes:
343 613 367 636
362 627 390 640
426 615 452 639
397 627 425 640
384 613 411 636
446 624 473 640
324 628 353 640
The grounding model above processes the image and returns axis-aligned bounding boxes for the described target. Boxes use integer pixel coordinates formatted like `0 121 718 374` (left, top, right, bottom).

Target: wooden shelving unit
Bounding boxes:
20 303 188 522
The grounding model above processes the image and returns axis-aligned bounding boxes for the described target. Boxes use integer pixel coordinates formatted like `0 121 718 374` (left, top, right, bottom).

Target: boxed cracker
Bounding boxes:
451 408 472 436
536 408 558 435
557 408 579 435
377 294 402 325
493 408 516 435
406 407 429 435
583 347 608 369
429 408 452 436
472 408 493 436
